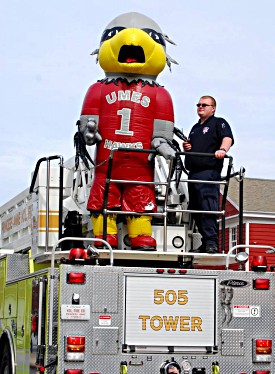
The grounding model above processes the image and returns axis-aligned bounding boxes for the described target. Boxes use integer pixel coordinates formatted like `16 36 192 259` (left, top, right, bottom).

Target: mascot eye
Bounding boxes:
100 27 125 43
142 28 166 47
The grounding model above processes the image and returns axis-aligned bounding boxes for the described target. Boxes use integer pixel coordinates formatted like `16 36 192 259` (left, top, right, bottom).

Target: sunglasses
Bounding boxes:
196 103 213 108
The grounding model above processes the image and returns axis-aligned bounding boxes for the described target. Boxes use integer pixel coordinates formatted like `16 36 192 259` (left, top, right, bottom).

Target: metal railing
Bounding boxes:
225 244 275 270
30 151 244 256
29 155 64 250
102 149 235 253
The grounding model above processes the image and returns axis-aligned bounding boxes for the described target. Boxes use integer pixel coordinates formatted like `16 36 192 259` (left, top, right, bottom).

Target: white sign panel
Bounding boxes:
99 315 112 325
233 305 261 318
61 305 90 320
124 275 216 348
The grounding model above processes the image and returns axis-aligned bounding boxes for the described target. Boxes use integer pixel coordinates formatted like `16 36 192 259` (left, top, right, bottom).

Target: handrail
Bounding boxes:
29 155 64 249
238 167 246 245
176 151 233 253
101 148 234 252
225 244 275 270
29 155 63 193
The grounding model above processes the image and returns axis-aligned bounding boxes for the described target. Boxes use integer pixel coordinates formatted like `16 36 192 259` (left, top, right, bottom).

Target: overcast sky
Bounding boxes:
1 0 274 206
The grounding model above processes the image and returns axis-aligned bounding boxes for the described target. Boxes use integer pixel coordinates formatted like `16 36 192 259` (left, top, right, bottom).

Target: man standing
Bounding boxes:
183 95 234 254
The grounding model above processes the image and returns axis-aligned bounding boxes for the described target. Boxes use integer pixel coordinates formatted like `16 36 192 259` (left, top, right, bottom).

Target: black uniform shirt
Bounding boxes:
184 115 234 172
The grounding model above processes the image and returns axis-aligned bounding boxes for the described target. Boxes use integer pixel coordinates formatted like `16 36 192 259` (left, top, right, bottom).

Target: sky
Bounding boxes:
1 0 275 207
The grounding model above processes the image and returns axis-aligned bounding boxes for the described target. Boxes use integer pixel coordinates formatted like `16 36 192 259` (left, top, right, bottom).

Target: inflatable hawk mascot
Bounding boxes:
76 12 178 251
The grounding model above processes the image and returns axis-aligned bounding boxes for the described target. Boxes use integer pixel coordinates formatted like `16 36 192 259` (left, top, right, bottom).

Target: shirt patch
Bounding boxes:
221 122 225 128
202 127 209 134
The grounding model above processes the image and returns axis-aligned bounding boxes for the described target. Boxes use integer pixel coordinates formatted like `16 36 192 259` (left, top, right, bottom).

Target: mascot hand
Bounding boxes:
80 118 102 146
151 137 176 160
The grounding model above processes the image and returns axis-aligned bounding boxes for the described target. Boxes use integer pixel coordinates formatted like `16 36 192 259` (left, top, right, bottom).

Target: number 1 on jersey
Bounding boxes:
115 108 133 136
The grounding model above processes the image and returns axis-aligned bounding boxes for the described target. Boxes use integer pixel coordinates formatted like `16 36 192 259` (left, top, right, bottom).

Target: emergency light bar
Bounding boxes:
251 256 268 272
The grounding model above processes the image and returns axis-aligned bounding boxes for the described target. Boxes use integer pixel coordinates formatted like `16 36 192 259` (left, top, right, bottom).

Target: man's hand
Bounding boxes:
215 149 226 159
183 139 192 151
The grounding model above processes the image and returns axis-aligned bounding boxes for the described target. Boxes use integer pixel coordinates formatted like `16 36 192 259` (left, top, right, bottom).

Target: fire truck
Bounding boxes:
0 150 274 374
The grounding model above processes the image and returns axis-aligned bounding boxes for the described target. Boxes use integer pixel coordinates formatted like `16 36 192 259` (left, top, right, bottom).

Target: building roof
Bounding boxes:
224 177 275 213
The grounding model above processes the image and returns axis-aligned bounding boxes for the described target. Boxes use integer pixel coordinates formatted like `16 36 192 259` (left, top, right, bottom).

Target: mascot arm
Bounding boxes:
80 83 102 146
151 88 175 159
151 119 175 160
79 114 102 146
151 138 175 160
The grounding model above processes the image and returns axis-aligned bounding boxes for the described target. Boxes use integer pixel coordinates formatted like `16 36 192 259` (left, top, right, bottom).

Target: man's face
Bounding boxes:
197 97 215 122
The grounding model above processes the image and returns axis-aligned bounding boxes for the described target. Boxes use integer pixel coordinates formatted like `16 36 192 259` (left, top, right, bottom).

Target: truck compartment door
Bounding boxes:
123 274 217 353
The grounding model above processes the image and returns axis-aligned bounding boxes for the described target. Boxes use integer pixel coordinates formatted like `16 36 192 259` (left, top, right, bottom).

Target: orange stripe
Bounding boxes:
38 229 59 233
39 214 59 228
39 210 59 213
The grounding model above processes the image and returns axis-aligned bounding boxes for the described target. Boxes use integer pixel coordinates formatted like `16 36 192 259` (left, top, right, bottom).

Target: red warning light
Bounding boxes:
251 256 268 272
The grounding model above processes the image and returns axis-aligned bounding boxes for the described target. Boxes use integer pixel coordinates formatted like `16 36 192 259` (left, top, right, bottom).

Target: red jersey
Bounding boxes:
81 79 174 182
